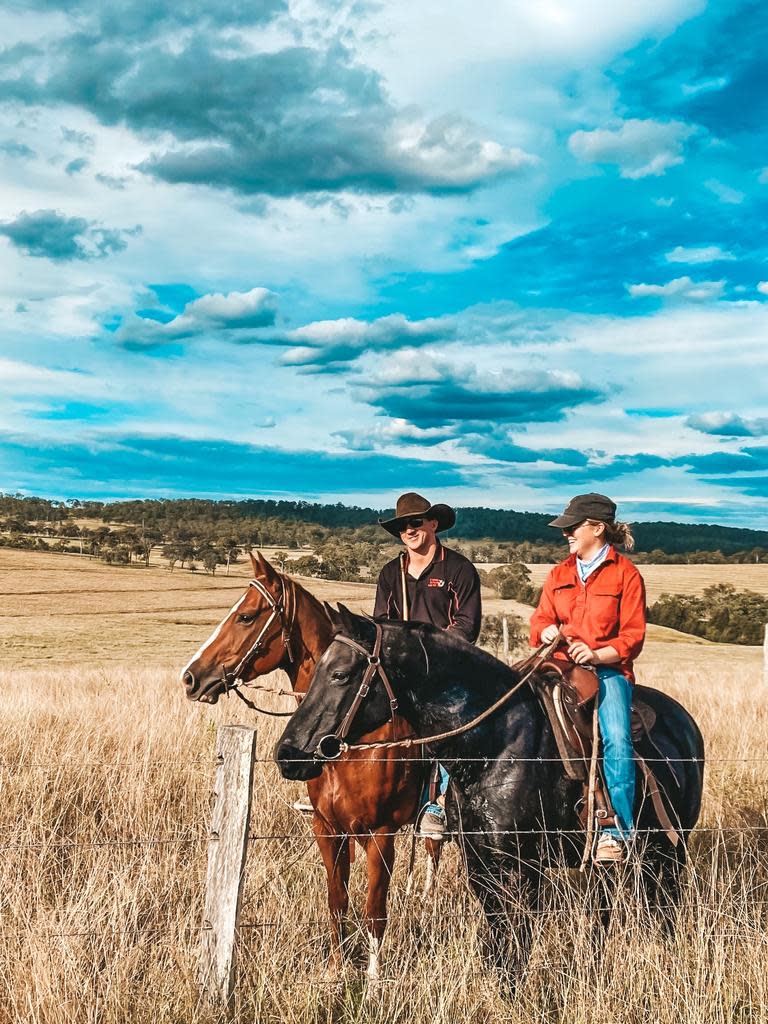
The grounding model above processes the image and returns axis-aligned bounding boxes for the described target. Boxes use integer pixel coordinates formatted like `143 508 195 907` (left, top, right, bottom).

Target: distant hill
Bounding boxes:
3 495 766 556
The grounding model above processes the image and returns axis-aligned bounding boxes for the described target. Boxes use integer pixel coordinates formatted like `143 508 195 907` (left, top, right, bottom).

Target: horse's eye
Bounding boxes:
238 613 256 625
331 671 346 682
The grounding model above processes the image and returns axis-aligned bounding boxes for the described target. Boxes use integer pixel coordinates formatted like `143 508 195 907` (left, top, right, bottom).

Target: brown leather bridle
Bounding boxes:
314 621 400 760
223 575 300 715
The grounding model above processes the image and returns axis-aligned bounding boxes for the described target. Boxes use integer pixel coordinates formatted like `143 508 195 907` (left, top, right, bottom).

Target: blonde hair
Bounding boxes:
586 518 635 551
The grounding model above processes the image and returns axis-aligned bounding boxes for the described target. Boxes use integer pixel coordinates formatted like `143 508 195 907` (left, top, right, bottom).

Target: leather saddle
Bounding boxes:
527 659 678 846
538 658 657 766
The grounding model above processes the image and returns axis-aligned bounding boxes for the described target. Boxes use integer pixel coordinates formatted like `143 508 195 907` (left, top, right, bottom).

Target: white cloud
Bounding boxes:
686 411 768 437
665 245 735 264
704 179 744 204
113 287 278 347
390 113 537 189
680 76 729 97
278 313 451 368
568 118 697 178
627 276 725 301
757 282 768 295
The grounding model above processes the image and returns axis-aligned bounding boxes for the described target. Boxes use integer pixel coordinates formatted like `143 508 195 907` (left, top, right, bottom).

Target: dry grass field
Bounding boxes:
1 547 766 1023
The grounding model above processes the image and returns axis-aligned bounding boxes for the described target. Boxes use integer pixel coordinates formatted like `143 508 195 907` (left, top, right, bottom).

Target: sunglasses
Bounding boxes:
399 518 425 531
562 521 587 535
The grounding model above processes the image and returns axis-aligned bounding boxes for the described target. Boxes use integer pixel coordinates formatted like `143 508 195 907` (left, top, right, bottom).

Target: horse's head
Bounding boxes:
181 551 295 703
275 607 414 780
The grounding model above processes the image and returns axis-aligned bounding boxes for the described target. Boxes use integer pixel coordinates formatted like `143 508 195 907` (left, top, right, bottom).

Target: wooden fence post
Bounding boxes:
199 725 257 1011
502 615 509 663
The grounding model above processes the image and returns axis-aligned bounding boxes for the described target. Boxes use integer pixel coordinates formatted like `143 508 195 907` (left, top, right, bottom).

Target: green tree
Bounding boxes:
478 613 527 659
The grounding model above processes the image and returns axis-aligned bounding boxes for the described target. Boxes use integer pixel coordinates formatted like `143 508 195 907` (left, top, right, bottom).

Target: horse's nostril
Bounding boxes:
183 671 196 691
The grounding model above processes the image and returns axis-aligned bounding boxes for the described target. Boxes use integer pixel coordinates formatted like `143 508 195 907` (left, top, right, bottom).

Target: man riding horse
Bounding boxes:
374 491 481 839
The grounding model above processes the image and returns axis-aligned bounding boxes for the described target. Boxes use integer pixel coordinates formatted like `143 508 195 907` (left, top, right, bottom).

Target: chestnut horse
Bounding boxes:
180 552 437 979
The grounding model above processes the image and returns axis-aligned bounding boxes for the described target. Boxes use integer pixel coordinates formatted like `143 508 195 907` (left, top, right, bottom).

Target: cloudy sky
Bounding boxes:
1 0 766 525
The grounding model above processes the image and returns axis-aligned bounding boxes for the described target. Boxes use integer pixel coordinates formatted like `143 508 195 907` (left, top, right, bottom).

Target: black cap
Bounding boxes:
548 493 617 529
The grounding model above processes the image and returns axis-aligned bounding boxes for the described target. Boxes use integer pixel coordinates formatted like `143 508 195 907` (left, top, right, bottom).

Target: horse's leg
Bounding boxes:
643 841 686 936
465 852 515 985
421 837 442 900
466 848 543 999
361 828 397 982
312 819 351 976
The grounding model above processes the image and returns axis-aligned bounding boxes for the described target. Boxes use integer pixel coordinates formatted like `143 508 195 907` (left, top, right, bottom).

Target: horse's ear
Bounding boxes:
336 603 359 634
249 550 263 577
258 553 279 582
323 602 343 631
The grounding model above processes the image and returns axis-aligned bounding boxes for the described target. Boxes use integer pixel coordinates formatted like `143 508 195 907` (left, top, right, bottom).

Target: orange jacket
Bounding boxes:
529 547 646 682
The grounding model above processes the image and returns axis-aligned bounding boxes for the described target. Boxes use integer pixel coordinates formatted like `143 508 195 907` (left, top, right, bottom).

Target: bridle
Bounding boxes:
314 627 563 758
223 575 301 715
314 621 400 761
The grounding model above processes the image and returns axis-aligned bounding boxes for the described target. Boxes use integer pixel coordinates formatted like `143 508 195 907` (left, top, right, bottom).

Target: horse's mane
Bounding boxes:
368 613 521 689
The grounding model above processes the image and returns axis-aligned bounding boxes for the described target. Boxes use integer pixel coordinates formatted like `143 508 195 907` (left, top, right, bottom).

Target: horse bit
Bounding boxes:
315 621 400 761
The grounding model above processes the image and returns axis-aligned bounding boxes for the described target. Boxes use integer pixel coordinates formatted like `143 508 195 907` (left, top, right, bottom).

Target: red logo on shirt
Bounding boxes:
428 578 445 588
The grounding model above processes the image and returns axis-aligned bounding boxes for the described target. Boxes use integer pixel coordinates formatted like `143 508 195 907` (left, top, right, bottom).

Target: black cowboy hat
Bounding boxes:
378 492 456 538
548 492 617 529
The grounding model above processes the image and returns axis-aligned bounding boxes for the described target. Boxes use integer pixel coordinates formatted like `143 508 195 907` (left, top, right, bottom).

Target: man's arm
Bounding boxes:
446 560 481 643
373 560 398 619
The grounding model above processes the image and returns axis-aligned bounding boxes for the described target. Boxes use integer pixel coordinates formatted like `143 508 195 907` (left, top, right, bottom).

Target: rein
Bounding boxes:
319 630 562 758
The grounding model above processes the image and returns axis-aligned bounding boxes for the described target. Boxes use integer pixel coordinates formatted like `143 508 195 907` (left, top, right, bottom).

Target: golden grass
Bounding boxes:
2 548 767 1022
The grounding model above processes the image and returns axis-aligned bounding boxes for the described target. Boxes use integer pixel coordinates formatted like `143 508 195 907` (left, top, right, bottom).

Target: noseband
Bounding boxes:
315 622 399 760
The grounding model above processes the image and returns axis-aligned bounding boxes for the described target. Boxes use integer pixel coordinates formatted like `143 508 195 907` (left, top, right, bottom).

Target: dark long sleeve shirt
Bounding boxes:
373 543 481 644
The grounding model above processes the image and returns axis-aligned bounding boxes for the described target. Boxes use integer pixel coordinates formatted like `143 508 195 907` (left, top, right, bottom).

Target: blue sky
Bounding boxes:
0 0 766 525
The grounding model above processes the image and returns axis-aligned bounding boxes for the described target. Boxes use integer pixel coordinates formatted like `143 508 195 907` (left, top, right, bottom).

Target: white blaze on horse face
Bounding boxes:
179 594 247 678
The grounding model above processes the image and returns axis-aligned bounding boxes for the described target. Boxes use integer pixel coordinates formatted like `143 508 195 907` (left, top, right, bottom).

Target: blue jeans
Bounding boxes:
423 763 449 813
597 666 635 840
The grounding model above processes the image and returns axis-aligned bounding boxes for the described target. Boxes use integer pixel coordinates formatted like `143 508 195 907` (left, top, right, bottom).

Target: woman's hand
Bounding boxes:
541 624 561 644
567 640 597 665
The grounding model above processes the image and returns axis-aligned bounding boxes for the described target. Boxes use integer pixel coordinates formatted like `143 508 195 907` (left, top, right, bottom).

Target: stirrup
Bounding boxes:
417 808 445 840
593 834 625 864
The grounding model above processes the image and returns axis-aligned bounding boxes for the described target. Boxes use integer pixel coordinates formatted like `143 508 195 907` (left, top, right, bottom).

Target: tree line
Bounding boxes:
647 585 768 646
1 493 766 558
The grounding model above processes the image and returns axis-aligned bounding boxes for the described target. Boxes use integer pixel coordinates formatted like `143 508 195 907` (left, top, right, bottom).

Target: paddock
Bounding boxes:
2 548 766 1023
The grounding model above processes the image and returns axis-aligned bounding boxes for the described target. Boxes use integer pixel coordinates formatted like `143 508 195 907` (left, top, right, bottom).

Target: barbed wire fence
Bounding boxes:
10 724 768 1009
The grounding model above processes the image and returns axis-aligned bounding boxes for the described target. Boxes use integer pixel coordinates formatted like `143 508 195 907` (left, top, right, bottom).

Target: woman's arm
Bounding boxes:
529 573 559 646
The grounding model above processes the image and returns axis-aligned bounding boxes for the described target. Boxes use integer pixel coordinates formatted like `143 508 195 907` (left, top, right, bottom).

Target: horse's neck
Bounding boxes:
284 578 333 693
404 642 515 747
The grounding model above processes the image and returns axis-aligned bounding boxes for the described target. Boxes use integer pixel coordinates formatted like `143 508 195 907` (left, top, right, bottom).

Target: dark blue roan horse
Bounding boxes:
275 607 705 987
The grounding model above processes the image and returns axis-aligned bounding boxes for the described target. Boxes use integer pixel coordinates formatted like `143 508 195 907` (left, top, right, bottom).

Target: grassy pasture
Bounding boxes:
1 547 767 1023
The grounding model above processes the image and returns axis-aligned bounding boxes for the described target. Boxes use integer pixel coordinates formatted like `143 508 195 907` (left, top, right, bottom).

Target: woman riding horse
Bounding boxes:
530 492 644 863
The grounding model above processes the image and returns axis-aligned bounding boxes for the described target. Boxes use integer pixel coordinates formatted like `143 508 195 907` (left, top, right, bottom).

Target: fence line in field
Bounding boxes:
7 754 768 768
8 723 768 1008
7 823 768 856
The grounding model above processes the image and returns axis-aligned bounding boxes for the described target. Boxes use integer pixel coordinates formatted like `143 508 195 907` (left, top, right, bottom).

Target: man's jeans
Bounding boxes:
597 666 635 840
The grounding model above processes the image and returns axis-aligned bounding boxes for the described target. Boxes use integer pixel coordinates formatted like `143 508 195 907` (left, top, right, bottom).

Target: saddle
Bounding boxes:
529 657 679 849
